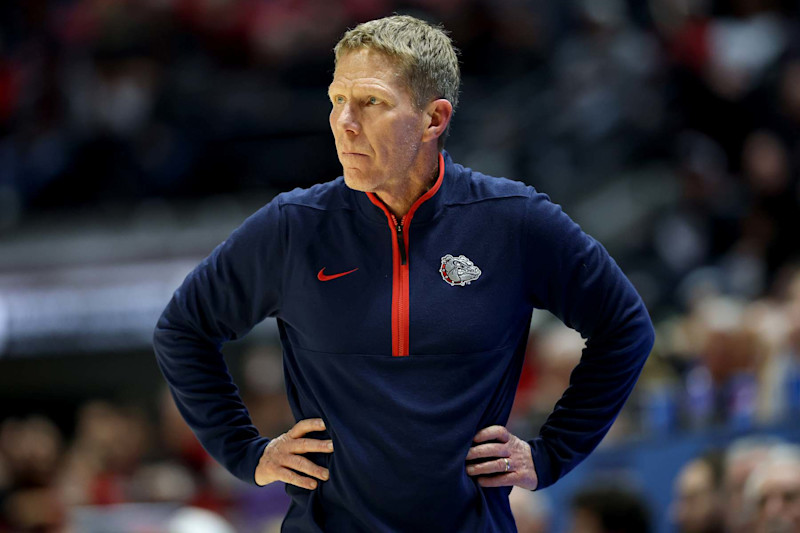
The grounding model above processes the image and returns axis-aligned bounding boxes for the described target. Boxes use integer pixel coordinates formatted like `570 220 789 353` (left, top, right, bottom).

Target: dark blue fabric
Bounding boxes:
153 151 655 532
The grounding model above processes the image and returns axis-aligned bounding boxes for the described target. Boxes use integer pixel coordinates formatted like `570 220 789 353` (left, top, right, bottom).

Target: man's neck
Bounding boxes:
373 153 440 219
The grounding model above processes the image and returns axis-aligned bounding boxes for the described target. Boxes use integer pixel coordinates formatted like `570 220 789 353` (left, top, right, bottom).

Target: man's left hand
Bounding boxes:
465 425 538 490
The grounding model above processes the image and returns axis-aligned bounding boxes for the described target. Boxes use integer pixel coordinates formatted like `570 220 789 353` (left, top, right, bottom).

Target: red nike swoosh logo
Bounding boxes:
317 267 358 281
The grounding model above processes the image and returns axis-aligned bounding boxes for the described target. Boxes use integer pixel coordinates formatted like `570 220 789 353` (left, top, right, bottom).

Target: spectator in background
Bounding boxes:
723 435 785 533
743 444 800 533
760 288 800 422
509 486 551 533
60 401 150 507
239 344 294 440
670 450 726 533
737 129 799 289
0 415 67 532
568 485 651 533
522 324 585 433
677 296 761 429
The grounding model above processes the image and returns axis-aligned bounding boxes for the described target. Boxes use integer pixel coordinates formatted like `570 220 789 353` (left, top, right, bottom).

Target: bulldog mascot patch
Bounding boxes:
440 254 482 286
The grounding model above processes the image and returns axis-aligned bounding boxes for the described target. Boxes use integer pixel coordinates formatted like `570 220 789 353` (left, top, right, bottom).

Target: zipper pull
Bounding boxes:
393 216 407 265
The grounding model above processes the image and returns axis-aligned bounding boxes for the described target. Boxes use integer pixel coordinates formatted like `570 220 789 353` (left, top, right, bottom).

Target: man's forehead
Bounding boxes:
328 75 394 91
330 49 405 87
764 465 800 486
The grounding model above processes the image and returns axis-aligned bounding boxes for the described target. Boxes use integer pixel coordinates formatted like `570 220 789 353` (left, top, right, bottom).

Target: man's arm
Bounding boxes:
153 200 284 484
521 190 655 489
466 189 654 490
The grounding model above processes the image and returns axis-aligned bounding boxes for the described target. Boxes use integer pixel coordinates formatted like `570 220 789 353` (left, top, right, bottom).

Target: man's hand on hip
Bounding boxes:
255 418 334 490
465 425 538 490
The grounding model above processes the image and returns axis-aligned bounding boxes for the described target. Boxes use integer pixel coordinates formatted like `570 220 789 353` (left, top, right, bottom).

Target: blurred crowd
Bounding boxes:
514 268 800 443
2 391 799 531
668 438 800 533
0 346 295 532
507 437 800 533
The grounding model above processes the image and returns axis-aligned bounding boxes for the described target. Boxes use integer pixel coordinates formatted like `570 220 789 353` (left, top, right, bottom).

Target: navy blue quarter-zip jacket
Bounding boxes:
153 151 655 532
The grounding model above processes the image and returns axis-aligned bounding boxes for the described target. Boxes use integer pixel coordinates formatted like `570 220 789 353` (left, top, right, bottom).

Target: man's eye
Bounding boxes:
333 95 345 104
367 96 380 105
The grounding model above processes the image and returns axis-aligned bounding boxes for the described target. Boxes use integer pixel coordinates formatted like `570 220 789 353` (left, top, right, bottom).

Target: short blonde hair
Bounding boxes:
334 15 460 148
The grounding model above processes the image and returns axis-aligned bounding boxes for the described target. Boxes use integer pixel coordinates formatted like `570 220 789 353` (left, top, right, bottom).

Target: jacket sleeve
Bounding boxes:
152 198 285 485
522 189 655 490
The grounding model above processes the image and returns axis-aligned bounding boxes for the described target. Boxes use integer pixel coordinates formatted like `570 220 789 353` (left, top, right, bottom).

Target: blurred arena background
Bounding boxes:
1 0 800 531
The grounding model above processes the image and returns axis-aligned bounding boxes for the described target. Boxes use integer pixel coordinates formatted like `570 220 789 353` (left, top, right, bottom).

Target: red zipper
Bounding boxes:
390 214 408 356
366 153 445 356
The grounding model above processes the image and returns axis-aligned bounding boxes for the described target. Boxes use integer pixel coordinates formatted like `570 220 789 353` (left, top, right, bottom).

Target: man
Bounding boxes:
723 436 784 533
153 15 654 532
743 445 800 533
670 451 725 533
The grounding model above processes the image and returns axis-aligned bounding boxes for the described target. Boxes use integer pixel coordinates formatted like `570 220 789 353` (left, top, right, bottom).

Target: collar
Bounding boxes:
352 150 454 226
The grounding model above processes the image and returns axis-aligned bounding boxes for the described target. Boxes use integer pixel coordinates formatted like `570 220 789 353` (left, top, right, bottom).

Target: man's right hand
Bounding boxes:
254 418 334 490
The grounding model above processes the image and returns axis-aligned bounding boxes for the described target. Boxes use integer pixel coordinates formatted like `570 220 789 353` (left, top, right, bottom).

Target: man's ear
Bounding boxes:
422 99 453 143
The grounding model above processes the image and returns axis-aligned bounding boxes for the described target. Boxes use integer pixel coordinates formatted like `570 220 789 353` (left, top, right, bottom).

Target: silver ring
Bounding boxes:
504 458 510 472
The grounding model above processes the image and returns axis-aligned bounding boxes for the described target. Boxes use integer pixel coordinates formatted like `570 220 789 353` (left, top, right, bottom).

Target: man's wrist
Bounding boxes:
527 437 553 490
249 437 272 486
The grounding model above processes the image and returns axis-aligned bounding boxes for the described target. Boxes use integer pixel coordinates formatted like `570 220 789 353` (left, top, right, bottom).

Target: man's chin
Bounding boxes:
342 171 373 192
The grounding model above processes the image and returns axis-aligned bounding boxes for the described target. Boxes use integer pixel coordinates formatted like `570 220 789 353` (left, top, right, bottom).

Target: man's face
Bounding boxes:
725 450 770 532
328 49 429 196
753 463 800 533
672 460 723 533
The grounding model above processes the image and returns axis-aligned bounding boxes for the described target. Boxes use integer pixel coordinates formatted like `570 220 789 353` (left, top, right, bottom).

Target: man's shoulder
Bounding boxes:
445 157 533 207
444 155 564 226
238 177 351 231
274 176 353 212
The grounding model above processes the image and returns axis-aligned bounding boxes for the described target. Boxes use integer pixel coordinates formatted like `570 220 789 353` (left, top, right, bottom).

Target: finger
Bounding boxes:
275 466 318 490
288 438 334 454
465 443 508 461
284 454 330 482
473 425 509 444
477 474 516 488
466 458 510 477
287 418 326 439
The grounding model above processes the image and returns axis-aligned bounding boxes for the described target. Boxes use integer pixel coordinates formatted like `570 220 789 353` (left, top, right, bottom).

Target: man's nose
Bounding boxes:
336 103 361 135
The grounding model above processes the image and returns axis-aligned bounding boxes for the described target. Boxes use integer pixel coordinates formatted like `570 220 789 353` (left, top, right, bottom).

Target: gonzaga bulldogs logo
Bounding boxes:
440 254 482 286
